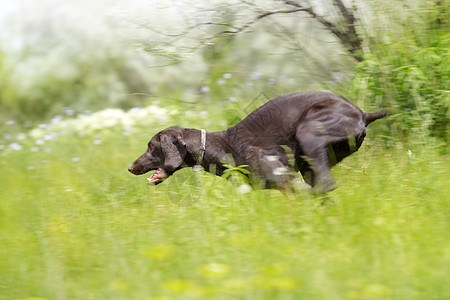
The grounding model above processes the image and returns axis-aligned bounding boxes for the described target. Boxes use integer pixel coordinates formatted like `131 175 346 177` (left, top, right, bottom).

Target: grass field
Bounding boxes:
1 106 449 300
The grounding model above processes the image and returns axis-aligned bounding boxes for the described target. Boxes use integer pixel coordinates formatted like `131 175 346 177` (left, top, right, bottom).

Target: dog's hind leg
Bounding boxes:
295 131 336 194
297 160 314 187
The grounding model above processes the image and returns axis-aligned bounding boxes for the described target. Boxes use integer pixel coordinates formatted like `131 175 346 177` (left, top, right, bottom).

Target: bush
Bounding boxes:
351 34 449 143
0 48 151 125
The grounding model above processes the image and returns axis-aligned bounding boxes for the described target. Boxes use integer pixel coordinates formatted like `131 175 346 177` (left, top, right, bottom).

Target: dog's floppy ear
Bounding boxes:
160 132 186 171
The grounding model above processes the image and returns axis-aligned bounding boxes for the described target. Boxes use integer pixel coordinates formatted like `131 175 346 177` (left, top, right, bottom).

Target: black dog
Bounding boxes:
128 91 387 193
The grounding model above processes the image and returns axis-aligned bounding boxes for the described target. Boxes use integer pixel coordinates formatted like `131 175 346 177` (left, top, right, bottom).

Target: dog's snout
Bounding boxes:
128 164 135 173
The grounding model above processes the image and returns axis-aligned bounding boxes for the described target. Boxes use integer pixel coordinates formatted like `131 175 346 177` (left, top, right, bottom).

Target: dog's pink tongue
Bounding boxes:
147 168 165 184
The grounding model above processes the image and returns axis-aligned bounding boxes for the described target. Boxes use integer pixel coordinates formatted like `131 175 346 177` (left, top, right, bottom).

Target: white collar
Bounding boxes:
193 129 206 171
199 129 206 163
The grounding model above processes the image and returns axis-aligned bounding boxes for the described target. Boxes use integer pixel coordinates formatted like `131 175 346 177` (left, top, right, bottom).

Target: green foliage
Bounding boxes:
0 51 20 119
222 164 251 185
350 0 449 144
351 34 449 143
0 50 150 125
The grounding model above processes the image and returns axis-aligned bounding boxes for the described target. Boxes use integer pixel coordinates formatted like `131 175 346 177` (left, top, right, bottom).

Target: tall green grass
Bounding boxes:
1 111 449 300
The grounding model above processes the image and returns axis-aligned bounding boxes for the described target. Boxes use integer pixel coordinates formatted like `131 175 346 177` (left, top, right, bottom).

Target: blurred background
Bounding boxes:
1 0 448 143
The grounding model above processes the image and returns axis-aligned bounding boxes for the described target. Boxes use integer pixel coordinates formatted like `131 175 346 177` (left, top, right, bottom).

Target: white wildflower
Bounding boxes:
22 103 178 143
64 109 75 116
50 115 64 124
237 184 252 194
17 133 26 140
9 142 23 151
251 72 262 80
407 150 414 159
29 129 45 140
44 133 57 140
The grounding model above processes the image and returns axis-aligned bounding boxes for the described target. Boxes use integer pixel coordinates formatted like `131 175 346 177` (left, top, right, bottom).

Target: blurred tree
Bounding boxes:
141 0 364 62
0 0 162 125
0 49 151 123
209 0 363 61
0 50 20 121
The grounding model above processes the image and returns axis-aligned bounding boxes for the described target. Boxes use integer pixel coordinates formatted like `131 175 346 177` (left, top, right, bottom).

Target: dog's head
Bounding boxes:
128 126 186 185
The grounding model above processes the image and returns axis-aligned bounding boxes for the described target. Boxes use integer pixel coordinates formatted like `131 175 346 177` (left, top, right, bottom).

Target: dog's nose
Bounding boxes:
128 164 134 173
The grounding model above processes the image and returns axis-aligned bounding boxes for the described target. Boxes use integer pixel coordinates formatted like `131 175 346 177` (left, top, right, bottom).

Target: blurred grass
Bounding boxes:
0 117 449 300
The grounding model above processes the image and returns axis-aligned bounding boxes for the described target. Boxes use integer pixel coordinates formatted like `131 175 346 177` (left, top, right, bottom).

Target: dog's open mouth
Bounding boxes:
147 168 168 185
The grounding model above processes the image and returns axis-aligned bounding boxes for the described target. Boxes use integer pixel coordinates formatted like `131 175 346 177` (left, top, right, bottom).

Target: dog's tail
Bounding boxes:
364 108 388 126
